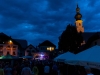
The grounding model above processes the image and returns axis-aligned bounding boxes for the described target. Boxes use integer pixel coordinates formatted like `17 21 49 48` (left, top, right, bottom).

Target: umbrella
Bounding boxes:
65 45 100 69
54 51 75 64
0 55 19 59
1 55 12 59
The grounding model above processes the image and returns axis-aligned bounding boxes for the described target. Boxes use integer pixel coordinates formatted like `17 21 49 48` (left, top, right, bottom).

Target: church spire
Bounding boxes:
74 4 84 33
75 4 82 21
76 4 80 13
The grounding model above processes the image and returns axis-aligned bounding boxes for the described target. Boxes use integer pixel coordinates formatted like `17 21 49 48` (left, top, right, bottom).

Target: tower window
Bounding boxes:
79 23 81 26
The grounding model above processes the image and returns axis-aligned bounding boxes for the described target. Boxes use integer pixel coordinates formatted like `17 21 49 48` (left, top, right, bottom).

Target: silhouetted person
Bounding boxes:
84 66 94 75
21 63 32 75
0 65 4 75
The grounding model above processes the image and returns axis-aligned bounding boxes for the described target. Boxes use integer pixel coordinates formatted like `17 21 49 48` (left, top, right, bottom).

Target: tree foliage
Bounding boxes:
58 24 83 53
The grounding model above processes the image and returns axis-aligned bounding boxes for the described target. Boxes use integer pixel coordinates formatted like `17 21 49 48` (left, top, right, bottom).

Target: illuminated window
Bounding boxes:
47 47 54 51
7 46 11 50
13 46 17 50
13 52 16 55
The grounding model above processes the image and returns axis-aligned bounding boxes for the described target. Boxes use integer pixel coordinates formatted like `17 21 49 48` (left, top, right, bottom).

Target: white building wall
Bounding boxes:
0 44 18 56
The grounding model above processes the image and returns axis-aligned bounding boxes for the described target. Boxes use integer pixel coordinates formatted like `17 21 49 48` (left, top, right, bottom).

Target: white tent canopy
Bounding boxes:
54 51 75 64
65 45 100 69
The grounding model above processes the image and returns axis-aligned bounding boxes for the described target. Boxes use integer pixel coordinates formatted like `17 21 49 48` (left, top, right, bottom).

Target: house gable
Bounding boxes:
38 40 56 52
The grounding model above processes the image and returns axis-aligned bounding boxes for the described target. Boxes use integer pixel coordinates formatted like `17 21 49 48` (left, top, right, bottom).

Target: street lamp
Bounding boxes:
9 40 13 44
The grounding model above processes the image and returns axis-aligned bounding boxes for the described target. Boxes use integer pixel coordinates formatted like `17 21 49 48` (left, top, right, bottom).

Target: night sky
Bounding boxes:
0 0 99 48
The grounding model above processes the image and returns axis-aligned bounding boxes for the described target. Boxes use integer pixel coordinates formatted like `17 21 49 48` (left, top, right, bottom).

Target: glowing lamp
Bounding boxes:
40 54 44 57
9 40 13 44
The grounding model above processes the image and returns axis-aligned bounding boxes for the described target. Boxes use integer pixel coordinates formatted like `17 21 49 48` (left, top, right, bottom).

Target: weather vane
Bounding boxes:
76 0 78 6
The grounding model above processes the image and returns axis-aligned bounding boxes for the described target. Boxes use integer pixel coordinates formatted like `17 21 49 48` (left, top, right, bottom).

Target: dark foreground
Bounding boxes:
0 59 100 75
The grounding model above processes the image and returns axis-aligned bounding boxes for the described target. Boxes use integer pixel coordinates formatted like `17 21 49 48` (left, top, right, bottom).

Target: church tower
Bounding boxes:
75 4 84 33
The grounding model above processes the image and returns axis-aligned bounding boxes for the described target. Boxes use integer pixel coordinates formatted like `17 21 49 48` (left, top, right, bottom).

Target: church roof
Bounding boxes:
82 32 97 42
83 32 100 49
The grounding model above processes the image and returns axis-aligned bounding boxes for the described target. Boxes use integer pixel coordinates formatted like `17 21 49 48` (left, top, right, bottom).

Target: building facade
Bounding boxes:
33 40 56 60
0 43 18 56
38 40 56 52
25 44 37 56
0 32 28 57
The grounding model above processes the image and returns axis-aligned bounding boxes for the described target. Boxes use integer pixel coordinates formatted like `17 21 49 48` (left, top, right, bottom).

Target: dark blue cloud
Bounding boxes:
0 0 99 48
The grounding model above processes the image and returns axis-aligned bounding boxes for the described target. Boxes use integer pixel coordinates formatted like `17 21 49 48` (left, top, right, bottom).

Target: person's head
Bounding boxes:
45 62 48 66
25 63 29 67
53 61 56 64
84 66 91 73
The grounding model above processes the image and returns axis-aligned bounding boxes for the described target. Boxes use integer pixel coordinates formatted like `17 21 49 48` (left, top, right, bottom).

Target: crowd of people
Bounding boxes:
0 60 65 75
0 59 99 75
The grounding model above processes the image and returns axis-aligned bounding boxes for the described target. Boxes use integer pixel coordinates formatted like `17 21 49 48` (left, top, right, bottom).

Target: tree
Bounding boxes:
58 24 83 53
